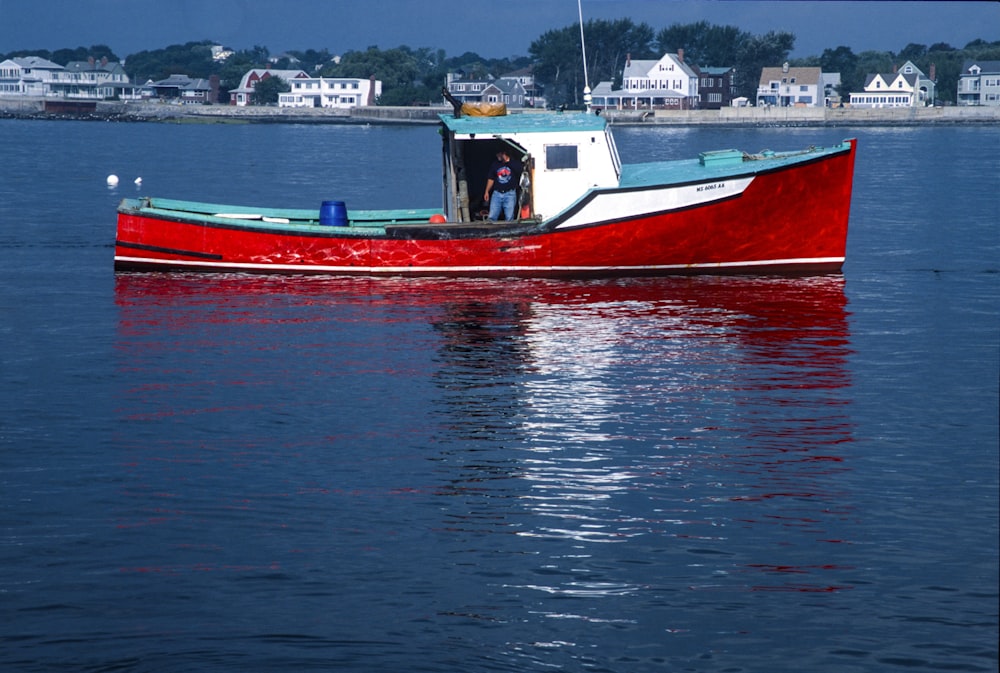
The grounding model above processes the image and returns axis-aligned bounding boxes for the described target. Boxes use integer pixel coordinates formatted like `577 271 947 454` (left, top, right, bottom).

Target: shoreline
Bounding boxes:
2 97 998 127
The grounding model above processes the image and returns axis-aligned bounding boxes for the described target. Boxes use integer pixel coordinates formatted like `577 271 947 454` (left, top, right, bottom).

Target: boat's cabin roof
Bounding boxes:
440 111 609 136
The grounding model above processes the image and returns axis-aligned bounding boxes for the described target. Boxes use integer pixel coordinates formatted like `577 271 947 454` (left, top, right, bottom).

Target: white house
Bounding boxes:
957 60 1000 106
278 76 381 109
0 55 136 100
849 61 936 108
53 57 130 99
592 51 699 111
757 63 824 107
230 68 310 106
0 56 65 96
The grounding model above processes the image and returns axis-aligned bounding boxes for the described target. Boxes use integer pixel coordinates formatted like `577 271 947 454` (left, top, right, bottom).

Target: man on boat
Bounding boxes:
484 149 522 221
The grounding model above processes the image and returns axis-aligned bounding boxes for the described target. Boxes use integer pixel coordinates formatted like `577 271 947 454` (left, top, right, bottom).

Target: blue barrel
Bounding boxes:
319 200 348 227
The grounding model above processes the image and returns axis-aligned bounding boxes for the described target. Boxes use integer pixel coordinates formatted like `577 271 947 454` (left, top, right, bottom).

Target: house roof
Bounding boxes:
759 66 822 86
65 60 126 76
487 78 527 95
151 74 211 91
962 60 1000 74
624 55 697 80
864 72 918 88
236 68 309 89
230 68 309 94
12 56 63 70
695 66 734 76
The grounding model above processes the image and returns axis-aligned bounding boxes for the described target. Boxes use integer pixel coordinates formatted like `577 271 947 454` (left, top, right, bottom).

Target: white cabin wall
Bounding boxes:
514 131 620 220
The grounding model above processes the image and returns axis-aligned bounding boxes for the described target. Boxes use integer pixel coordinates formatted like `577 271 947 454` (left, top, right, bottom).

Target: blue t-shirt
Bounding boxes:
488 158 521 193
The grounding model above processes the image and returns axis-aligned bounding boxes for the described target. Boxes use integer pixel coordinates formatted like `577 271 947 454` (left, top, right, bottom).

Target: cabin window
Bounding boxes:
546 145 578 170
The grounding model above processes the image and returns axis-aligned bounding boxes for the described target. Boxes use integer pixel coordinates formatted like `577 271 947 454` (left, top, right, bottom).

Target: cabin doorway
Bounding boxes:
457 139 531 222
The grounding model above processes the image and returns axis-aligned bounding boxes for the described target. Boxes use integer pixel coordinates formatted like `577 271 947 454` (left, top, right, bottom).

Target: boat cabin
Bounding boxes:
439 112 622 223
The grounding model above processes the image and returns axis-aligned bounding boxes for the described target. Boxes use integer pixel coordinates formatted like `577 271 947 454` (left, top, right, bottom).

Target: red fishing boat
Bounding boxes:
114 108 856 277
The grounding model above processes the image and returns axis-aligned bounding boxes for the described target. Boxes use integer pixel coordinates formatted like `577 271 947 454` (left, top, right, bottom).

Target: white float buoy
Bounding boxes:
106 174 119 186
134 177 142 185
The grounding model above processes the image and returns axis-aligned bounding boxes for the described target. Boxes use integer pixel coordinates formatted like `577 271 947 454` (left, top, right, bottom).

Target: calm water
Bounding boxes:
0 118 997 672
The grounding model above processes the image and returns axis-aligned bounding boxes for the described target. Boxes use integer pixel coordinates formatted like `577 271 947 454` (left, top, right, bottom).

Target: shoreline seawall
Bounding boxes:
2 97 998 127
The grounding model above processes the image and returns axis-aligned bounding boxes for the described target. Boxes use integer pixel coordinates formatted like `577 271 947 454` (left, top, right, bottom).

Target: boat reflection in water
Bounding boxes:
114 272 855 601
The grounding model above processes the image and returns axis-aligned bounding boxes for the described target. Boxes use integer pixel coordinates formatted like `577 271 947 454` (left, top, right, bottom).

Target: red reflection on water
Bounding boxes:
114 271 849 322
750 585 853 593
113 272 856 581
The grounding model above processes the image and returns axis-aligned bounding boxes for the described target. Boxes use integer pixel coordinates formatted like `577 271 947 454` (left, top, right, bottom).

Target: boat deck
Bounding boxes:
619 141 852 188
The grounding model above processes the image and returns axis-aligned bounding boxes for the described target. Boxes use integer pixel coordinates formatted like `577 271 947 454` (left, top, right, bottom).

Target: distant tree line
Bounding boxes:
4 23 998 106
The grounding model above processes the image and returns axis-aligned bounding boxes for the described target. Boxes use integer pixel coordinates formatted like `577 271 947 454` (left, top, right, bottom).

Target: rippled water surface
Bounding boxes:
0 119 997 672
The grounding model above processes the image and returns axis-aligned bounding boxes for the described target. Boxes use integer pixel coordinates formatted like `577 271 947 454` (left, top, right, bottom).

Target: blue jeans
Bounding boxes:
488 190 517 221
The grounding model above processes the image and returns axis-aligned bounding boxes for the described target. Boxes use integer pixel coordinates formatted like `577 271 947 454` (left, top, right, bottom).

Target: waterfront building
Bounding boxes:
849 60 936 108
957 60 1000 106
56 57 131 99
230 68 310 106
756 63 825 107
0 55 138 100
278 76 381 109
150 74 216 104
692 65 737 109
591 51 699 111
0 56 65 96
445 73 530 108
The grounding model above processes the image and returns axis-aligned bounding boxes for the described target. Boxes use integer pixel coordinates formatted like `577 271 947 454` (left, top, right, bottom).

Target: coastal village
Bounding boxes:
1 43 998 124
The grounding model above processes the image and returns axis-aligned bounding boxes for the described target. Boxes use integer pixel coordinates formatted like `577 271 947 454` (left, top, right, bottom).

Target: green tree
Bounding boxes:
656 21 744 66
818 46 860 99
530 26 584 107
50 45 119 65
0 45 119 65
125 40 218 81
733 31 796 99
530 18 655 107
898 43 927 62
278 48 333 73
321 46 424 104
586 19 656 89
252 75 289 104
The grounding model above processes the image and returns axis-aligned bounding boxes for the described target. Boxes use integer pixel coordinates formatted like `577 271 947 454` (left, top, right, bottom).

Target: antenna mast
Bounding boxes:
577 0 592 111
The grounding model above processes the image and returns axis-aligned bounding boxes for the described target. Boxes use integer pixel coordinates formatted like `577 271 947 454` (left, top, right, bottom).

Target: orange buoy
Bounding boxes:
429 214 446 223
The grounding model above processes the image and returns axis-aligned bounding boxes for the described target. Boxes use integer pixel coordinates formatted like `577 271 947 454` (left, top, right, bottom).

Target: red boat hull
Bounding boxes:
115 140 855 277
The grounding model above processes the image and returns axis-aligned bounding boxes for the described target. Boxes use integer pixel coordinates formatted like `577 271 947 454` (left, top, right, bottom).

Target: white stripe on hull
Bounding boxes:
555 177 755 230
115 254 843 274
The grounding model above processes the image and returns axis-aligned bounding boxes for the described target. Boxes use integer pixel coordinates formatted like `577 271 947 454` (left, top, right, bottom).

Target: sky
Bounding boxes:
0 0 997 61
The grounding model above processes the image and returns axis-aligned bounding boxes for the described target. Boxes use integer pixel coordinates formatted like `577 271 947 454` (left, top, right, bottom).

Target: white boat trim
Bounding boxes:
114 255 845 274
555 177 755 230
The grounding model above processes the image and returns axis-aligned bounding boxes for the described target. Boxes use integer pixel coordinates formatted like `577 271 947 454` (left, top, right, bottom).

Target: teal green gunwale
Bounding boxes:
120 197 441 236
618 140 852 189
